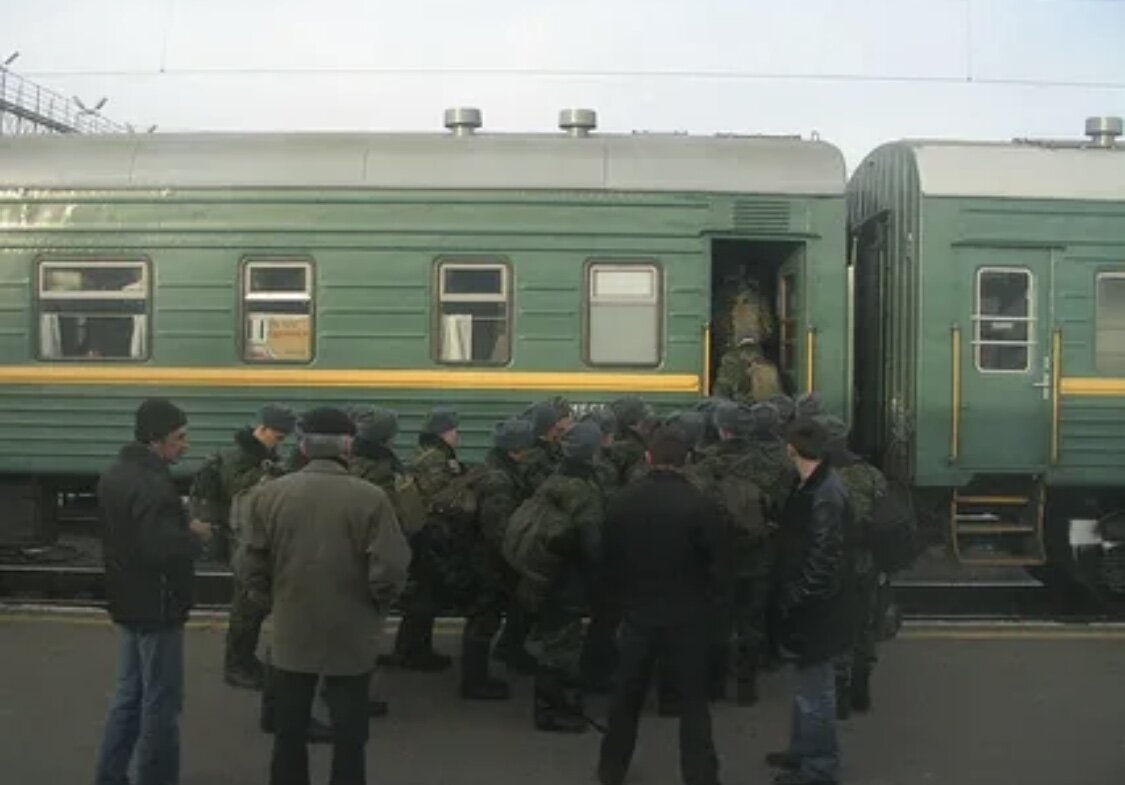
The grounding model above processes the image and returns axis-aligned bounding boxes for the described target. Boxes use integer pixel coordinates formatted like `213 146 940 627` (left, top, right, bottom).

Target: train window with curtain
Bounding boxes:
585 262 661 366
242 259 314 362
974 267 1033 372
36 260 150 361
435 261 511 364
1095 272 1125 373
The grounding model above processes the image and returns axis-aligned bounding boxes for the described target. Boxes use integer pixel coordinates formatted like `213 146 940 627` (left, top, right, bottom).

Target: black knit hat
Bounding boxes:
493 417 536 452
299 406 357 437
259 404 297 434
134 398 187 443
522 401 560 439
561 420 603 462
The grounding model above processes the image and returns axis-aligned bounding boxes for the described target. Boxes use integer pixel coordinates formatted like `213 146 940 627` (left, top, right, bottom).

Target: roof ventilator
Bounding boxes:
444 107 482 136
1085 116 1122 148
559 108 597 137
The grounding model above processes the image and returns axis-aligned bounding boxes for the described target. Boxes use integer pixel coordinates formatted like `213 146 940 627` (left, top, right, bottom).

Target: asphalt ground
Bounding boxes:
1 610 1123 785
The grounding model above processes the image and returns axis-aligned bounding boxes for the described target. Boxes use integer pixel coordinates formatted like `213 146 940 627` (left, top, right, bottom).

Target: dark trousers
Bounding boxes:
599 616 719 785
270 667 370 785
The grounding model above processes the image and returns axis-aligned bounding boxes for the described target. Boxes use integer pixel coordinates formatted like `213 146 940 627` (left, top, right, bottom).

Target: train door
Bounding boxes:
956 248 1053 472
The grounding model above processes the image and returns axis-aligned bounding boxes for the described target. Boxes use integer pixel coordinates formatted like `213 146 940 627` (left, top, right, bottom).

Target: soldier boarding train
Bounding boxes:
0 108 1122 607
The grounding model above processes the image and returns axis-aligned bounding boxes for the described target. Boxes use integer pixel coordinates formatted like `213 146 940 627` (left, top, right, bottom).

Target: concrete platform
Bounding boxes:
0 611 1122 785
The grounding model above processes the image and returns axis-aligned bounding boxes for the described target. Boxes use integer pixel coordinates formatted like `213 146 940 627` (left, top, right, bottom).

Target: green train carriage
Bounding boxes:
0 109 848 546
848 118 1125 600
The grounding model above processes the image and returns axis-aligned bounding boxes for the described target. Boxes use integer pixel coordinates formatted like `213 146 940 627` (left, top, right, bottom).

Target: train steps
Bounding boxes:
950 484 1046 567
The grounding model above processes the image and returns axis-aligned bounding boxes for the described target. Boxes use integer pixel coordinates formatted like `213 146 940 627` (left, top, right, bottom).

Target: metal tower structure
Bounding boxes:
0 54 128 135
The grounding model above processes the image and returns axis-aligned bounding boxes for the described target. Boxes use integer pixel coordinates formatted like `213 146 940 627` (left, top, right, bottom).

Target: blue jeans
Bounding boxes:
95 625 185 785
788 660 840 782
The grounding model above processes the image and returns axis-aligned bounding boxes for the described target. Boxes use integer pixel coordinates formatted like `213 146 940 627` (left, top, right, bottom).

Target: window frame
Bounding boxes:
582 259 664 369
1094 270 1125 374
431 257 513 367
239 256 316 365
33 256 153 363
777 271 798 375
972 265 1035 374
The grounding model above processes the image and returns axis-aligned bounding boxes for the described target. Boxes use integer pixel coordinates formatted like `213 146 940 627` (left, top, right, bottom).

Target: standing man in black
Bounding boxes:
597 424 731 785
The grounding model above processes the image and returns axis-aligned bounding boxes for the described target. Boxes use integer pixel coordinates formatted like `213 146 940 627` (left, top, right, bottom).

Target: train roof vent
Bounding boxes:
559 108 597 137
1085 116 1122 148
444 107 482 136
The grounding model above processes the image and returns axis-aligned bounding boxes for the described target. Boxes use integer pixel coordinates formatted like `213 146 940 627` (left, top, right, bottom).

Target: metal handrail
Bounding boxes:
804 325 816 393
950 324 962 462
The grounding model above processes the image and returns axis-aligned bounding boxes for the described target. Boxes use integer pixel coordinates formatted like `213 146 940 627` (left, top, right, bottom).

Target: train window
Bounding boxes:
974 268 1033 372
242 259 314 363
436 261 510 364
1095 273 1125 373
36 260 150 361
586 262 661 366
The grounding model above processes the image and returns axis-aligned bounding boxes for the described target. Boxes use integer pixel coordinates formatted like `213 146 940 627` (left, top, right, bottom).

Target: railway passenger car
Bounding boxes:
848 117 1125 600
0 108 848 546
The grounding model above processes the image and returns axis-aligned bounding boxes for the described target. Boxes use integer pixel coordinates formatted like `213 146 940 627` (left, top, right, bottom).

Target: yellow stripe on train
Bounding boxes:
1060 377 1125 397
0 365 702 394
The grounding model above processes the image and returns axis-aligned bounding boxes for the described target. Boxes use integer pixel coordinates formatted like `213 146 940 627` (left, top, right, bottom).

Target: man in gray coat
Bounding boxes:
243 406 411 785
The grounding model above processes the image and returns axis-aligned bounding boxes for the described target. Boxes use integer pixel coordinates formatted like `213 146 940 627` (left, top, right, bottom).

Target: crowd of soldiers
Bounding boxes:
188 377 895 742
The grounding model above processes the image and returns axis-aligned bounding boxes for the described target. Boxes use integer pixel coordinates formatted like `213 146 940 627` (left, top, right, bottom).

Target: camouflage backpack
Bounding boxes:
501 487 574 591
864 466 919 574
427 464 490 524
689 455 769 544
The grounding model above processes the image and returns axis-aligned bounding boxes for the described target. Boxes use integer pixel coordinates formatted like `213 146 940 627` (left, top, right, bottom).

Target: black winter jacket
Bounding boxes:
773 461 855 666
99 442 201 629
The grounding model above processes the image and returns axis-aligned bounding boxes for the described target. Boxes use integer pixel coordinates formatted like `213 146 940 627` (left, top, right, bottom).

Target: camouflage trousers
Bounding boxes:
834 569 879 682
226 549 269 672
532 601 585 682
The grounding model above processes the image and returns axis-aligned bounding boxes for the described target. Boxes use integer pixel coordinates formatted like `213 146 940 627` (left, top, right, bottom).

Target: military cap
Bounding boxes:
560 420 603 462
522 401 560 439
748 402 782 439
357 408 398 445
795 391 824 419
580 407 617 437
421 406 459 436
548 395 574 419
610 396 652 430
300 406 357 437
664 410 705 446
713 400 755 438
259 403 297 434
769 393 796 424
493 417 536 452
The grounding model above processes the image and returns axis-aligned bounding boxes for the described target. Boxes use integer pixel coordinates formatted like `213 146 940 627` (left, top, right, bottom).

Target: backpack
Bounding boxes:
865 468 919 574
390 473 427 536
428 464 489 524
720 457 770 543
501 490 573 586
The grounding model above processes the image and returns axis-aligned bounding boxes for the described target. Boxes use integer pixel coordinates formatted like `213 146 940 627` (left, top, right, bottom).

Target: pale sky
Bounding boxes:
4 0 1125 166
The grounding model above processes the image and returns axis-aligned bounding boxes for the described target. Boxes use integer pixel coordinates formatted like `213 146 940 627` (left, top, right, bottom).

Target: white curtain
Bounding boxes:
39 314 62 358
440 314 473 362
130 315 146 359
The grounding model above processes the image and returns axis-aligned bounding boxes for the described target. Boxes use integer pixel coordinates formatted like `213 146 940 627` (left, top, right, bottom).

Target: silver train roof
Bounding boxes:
0 132 845 196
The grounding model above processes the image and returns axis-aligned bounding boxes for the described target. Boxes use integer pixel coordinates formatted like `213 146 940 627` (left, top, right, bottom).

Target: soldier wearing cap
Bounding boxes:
521 400 567 488
523 420 607 733
713 335 783 404
605 396 654 486
380 406 466 672
189 403 296 689
458 417 539 701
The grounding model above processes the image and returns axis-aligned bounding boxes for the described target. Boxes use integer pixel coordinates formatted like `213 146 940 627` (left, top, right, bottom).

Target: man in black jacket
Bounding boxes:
767 418 854 785
597 424 731 785
95 398 213 785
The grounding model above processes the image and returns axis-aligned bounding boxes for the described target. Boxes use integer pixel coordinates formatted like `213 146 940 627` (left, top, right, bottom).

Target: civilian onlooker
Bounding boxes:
242 406 411 785
95 398 213 785
767 418 855 785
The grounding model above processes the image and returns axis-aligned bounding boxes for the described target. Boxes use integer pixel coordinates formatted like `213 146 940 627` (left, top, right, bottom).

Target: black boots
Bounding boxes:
460 635 511 701
533 668 588 733
379 613 452 672
224 656 265 690
493 610 538 674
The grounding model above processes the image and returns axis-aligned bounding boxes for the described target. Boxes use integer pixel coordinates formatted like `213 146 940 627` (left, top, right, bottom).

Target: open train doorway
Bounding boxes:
709 239 803 396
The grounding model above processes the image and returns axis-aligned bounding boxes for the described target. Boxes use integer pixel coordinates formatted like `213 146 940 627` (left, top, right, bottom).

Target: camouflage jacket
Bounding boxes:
189 427 283 528
604 430 648 488
477 447 535 549
409 437 465 509
713 347 783 403
523 438 561 490
537 461 605 570
742 437 797 522
835 452 884 574
349 444 405 499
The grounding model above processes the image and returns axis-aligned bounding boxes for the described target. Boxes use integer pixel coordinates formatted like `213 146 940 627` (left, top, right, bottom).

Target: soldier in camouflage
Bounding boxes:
768 392 797 428
713 335 783 403
460 417 538 701
521 400 566 488
605 396 653 486
524 421 606 733
795 391 825 420
815 413 882 719
580 407 620 494
190 404 296 690
381 406 465 672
